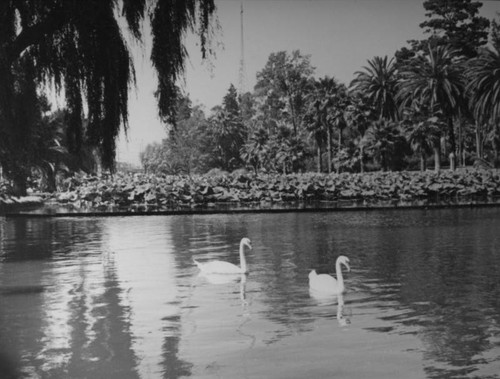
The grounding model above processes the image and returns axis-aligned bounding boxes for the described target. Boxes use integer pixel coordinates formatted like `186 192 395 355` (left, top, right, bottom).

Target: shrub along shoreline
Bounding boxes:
2 168 499 215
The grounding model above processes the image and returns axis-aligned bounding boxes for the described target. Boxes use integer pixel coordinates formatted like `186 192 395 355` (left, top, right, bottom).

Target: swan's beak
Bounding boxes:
345 262 351 272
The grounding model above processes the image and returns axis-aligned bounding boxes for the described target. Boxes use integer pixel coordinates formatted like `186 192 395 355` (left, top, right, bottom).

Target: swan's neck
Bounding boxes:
239 242 247 273
335 260 345 291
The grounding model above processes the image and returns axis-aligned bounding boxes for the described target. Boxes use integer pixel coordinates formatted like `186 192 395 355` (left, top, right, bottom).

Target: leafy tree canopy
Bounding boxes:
0 0 216 181
223 84 240 116
411 0 490 58
254 50 315 135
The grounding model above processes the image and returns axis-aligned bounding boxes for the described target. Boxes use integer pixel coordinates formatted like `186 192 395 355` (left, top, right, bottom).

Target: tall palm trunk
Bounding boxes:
457 117 463 167
359 144 365 173
316 145 322 173
448 117 456 170
475 123 483 159
11 171 28 196
326 125 332 174
433 144 441 171
493 125 500 168
44 168 57 193
420 150 426 172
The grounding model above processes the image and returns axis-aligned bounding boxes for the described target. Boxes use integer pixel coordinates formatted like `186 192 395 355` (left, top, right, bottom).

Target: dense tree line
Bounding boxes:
142 0 500 176
2 0 500 194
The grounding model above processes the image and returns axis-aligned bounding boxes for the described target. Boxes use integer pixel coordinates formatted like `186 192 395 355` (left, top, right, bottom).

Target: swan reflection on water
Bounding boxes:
309 290 350 327
197 271 248 304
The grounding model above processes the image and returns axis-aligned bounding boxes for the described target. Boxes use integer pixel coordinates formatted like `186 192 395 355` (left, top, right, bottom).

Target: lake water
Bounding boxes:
1 208 499 379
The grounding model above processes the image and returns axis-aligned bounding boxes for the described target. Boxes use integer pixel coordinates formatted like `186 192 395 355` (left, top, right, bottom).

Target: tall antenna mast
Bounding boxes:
238 1 247 95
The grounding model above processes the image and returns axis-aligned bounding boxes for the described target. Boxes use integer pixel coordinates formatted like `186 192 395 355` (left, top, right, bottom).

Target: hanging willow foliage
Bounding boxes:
0 0 216 176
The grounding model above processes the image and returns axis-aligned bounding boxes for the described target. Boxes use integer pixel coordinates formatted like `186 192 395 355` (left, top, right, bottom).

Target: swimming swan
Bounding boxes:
309 255 350 294
194 237 252 274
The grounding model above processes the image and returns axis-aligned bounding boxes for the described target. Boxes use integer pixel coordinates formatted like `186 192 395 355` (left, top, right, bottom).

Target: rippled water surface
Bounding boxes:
1 208 500 378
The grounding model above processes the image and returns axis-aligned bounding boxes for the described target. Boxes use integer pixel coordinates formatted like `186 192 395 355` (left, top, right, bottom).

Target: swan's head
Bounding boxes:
241 237 252 249
337 255 350 271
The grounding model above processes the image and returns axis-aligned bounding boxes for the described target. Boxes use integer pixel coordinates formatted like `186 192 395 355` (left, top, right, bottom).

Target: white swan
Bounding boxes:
194 237 252 274
309 255 350 294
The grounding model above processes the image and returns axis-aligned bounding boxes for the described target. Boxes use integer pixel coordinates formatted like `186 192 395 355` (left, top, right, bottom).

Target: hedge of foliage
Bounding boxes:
41 169 500 212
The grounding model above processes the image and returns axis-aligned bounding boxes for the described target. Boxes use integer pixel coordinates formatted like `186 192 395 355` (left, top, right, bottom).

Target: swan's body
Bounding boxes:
194 237 252 274
309 255 350 294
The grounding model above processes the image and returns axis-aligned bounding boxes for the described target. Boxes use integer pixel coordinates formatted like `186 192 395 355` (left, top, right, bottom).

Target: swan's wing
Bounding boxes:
309 273 339 292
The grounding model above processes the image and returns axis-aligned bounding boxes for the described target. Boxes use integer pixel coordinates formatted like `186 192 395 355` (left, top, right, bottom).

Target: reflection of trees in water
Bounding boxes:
0 218 140 377
369 210 500 378
64 254 139 378
0 218 73 376
160 315 192 378
131 216 193 378
0 218 103 261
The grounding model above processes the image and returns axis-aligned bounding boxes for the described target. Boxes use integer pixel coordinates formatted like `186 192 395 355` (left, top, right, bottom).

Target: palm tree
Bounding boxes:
404 115 442 172
397 44 465 171
344 93 376 173
304 77 346 173
350 56 399 121
242 126 269 173
304 96 327 172
365 120 407 171
465 46 500 166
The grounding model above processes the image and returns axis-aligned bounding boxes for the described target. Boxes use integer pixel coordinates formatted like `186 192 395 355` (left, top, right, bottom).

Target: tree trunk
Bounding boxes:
44 169 57 193
448 118 456 171
327 125 332 174
316 145 322 173
475 124 483 159
12 174 28 196
449 152 456 171
493 128 500 168
457 117 463 167
359 144 365 173
420 150 426 172
381 153 387 172
433 144 441 172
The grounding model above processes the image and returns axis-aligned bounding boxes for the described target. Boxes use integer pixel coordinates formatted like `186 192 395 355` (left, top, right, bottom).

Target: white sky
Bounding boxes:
117 0 500 166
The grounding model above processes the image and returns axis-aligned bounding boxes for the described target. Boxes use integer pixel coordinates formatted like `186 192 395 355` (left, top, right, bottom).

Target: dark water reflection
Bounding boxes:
0 208 499 378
